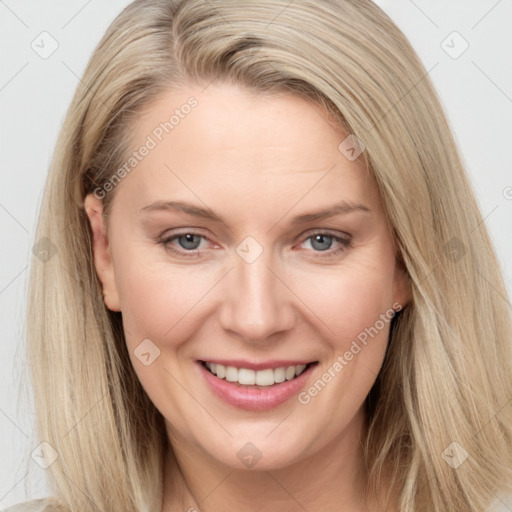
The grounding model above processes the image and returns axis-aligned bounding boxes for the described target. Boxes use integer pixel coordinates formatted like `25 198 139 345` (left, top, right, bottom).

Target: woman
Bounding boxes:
7 0 512 510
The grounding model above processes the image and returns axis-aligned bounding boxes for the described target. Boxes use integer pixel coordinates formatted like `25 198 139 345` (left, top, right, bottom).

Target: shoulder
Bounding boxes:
1 499 63 512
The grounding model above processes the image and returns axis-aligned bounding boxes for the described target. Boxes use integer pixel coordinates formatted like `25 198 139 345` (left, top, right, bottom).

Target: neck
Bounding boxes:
161 408 395 512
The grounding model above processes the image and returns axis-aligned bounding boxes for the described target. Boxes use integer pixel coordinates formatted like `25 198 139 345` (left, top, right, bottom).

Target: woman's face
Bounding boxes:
86 82 410 471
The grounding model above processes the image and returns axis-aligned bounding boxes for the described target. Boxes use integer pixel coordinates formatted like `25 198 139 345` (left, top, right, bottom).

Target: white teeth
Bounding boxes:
204 362 309 386
216 364 226 379
255 369 275 386
285 366 296 381
238 368 256 385
273 367 286 383
295 364 306 376
225 366 238 382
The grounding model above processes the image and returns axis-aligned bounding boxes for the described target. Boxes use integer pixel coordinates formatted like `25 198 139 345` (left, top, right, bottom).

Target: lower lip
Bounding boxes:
198 362 316 411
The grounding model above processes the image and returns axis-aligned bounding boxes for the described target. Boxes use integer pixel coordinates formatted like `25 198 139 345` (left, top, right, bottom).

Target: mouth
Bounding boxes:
200 360 316 387
197 359 318 411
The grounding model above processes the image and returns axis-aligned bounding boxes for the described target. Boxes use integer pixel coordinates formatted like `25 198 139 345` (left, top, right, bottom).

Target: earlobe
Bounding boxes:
84 194 121 312
393 262 412 310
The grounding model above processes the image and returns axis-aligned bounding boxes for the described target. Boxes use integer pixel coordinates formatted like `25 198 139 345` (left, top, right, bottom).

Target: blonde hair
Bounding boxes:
27 0 512 510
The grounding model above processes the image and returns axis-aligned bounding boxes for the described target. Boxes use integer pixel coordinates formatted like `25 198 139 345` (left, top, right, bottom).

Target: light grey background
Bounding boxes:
1 0 511 508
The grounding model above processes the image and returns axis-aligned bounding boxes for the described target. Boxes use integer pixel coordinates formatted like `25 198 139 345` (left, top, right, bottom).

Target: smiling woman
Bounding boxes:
10 0 512 511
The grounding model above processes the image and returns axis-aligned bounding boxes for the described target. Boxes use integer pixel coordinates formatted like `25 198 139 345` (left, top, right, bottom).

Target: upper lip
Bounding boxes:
199 359 317 371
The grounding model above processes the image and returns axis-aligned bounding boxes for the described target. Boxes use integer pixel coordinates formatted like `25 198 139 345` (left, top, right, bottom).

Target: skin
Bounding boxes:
85 82 410 511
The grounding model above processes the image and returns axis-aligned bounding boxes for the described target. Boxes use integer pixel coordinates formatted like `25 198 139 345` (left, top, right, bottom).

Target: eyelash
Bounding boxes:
158 230 352 259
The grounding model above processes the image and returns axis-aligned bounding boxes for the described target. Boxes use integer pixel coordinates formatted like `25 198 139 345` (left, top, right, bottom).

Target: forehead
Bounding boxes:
111 82 381 219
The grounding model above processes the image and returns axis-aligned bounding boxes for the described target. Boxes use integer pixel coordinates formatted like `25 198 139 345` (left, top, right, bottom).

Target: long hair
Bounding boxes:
27 0 512 510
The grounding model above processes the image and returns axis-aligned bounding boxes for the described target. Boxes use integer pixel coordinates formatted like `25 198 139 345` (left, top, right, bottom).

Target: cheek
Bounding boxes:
115 258 214 345
293 255 397 346
112 254 217 411
291 262 397 430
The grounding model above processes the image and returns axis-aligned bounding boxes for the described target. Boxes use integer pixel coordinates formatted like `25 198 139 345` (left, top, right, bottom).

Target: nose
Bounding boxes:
217 248 296 345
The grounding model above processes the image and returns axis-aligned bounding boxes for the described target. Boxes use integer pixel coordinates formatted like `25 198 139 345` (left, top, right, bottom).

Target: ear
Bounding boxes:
84 193 121 312
392 259 412 311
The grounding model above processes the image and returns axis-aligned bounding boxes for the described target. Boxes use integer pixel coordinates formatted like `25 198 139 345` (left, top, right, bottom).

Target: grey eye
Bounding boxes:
177 234 203 250
309 234 334 251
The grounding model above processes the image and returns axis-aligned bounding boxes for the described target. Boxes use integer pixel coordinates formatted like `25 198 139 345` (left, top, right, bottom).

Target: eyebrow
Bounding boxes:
139 199 370 224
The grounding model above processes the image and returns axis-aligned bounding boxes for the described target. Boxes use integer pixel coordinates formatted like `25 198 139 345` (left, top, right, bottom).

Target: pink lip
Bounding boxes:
200 359 313 371
197 361 317 411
